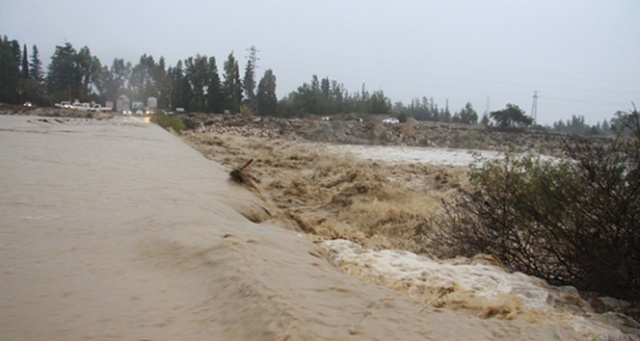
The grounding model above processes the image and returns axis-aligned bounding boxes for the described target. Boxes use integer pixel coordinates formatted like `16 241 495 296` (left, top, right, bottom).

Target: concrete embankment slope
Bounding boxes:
0 115 586 340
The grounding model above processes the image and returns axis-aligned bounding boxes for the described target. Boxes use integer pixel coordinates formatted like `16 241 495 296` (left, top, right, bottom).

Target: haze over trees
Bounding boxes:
0 34 626 134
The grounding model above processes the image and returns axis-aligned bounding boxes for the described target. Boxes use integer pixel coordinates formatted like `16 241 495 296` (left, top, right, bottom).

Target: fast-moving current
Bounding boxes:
0 115 628 340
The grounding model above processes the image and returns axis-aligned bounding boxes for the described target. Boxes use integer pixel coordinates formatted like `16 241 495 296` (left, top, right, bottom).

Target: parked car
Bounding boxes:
72 102 91 111
383 117 400 124
89 104 113 112
54 101 72 109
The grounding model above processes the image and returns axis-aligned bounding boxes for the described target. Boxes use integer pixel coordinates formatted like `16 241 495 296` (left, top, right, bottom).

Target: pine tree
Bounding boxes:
320 77 330 98
256 69 277 116
184 54 209 111
9 39 20 66
29 45 43 83
243 45 257 112
47 43 82 101
169 60 191 111
222 52 242 113
0 36 21 103
155 57 170 109
75 46 97 99
206 56 224 113
453 102 478 124
21 44 28 79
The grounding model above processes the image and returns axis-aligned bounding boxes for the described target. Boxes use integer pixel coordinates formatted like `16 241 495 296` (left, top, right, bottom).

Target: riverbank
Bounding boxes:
0 113 636 340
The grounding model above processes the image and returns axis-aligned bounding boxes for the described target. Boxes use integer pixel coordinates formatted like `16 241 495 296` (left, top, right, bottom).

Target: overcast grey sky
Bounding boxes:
2 0 639 125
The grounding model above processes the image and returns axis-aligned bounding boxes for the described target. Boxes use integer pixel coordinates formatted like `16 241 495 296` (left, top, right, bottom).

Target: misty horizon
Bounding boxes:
2 0 638 125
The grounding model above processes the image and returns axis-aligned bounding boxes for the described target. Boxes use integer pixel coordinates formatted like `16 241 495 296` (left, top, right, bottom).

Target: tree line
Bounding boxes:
0 34 623 133
0 37 278 116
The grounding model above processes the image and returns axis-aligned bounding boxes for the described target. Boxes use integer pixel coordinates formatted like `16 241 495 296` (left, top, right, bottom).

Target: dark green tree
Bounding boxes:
184 54 209 111
243 45 257 112
291 79 331 115
206 56 224 113
453 102 478 124
490 103 533 128
29 45 43 83
21 44 28 79
155 57 170 109
9 39 21 66
0 36 21 103
103 58 131 103
47 43 83 101
368 90 391 114
19 44 45 104
222 52 242 113
330 80 345 112
168 60 191 111
89 56 105 100
74 46 98 99
321 77 330 98
256 69 277 116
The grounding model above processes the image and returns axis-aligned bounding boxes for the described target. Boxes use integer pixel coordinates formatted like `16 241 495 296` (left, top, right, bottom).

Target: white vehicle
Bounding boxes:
383 117 400 124
72 102 91 111
89 104 113 112
54 101 72 109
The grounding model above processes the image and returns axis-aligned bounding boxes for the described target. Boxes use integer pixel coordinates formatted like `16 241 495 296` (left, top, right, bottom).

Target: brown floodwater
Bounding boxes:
0 115 628 340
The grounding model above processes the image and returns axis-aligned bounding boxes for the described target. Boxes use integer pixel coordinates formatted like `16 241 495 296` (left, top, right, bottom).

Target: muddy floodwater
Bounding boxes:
0 115 631 340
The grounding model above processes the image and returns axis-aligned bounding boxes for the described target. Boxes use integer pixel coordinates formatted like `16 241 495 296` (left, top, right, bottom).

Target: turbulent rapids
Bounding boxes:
0 114 636 340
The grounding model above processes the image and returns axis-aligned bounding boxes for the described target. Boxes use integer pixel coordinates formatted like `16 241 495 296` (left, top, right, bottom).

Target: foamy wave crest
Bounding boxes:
321 239 637 340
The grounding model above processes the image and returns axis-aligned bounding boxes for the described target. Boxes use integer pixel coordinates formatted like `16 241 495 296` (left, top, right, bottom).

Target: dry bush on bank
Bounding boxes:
430 109 640 301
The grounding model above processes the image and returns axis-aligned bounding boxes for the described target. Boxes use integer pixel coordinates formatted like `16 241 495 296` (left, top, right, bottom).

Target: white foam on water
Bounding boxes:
321 239 549 309
325 144 500 166
321 239 637 341
325 144 559 167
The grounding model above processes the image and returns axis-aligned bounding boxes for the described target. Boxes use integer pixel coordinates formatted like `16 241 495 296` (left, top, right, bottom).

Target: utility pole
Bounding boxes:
246 45 260 70
484 96 490 116
531 90 538 125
